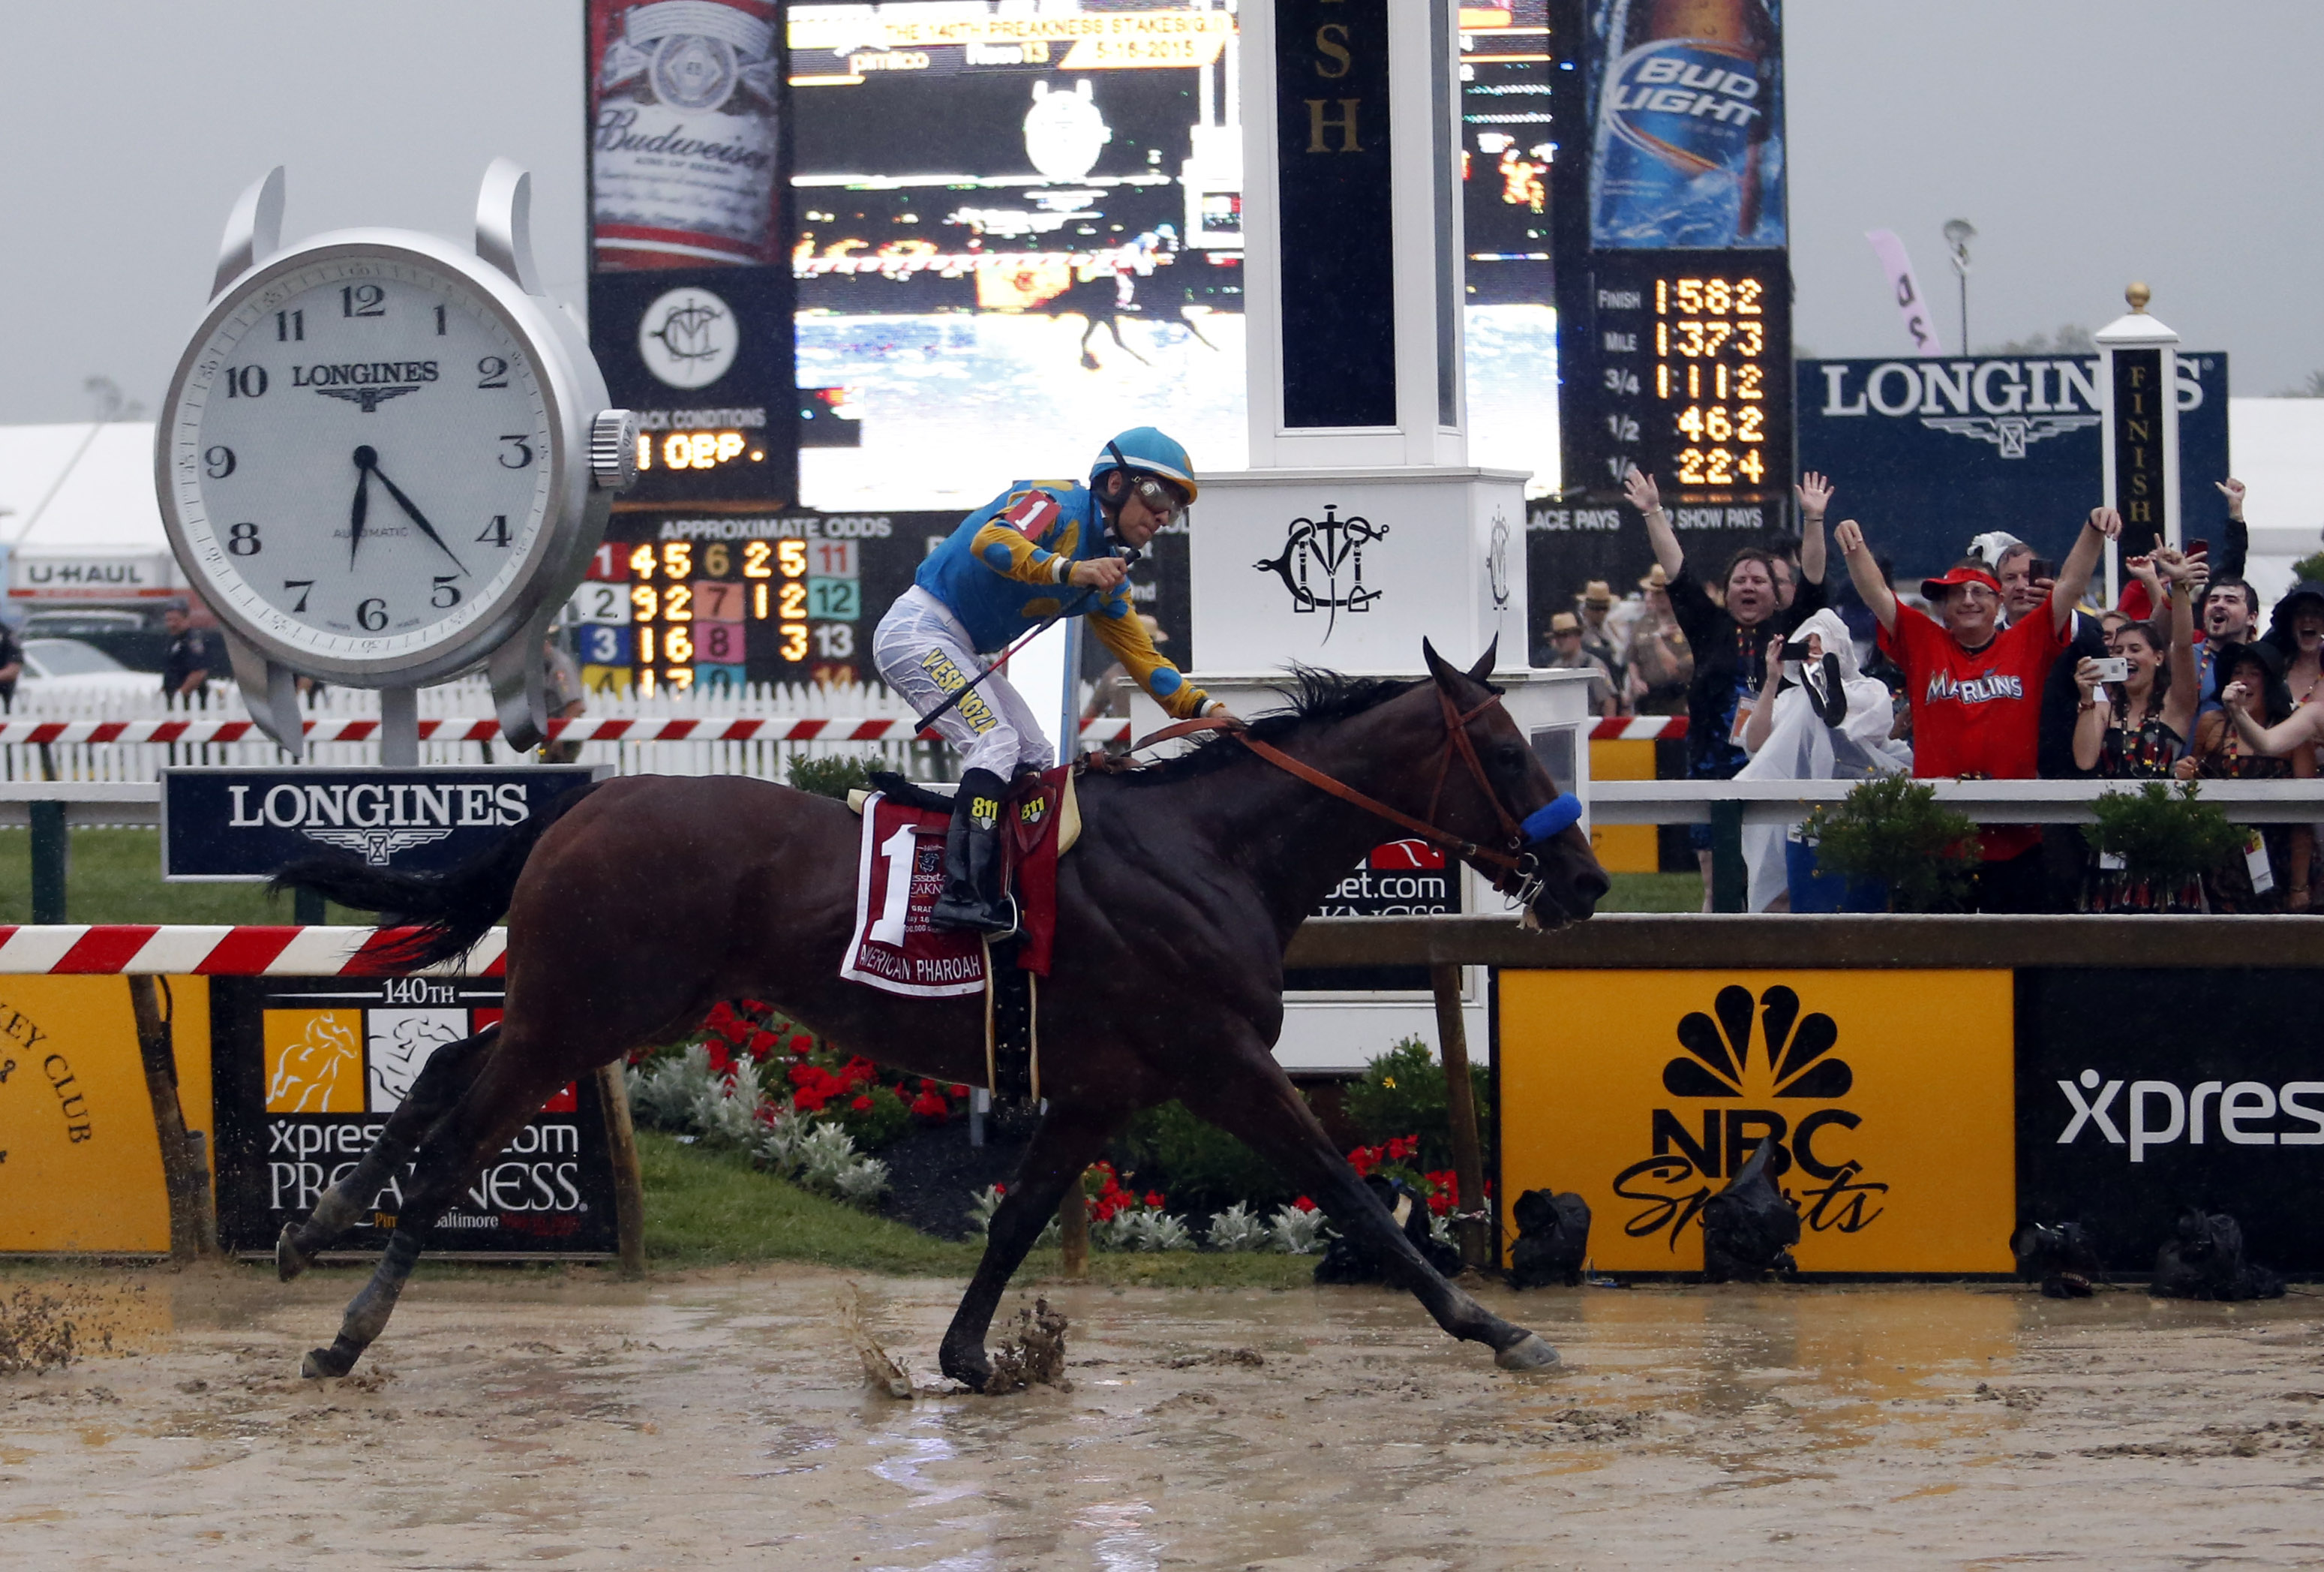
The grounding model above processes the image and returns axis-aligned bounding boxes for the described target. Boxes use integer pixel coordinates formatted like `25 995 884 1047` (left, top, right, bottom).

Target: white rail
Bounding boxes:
1591 777 2324 825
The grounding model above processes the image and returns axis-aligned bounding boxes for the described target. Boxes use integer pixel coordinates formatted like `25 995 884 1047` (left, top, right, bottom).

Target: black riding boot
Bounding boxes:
930 768 1017 937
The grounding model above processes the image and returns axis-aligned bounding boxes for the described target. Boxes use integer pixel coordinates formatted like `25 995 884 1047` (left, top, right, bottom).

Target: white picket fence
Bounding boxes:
0 678 946 783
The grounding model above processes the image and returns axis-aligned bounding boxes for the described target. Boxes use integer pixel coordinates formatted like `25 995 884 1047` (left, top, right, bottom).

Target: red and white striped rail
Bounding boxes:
0 925 505 975
0 716 1136 747
1588 717 1688 741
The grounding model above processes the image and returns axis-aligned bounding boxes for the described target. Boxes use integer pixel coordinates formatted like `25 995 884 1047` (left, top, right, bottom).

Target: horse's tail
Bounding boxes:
269 781 604 971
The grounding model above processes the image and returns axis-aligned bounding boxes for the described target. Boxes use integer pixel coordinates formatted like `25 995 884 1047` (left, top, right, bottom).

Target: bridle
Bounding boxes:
1135 686 1583 908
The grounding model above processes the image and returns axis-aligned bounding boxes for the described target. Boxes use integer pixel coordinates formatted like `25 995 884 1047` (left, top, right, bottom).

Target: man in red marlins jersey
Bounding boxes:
1834 506 2122 911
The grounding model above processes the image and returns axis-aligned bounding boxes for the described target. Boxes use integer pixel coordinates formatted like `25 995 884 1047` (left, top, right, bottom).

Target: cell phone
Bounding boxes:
2092 657 2130 683
1779 639 1816 662
2028 558 2056 581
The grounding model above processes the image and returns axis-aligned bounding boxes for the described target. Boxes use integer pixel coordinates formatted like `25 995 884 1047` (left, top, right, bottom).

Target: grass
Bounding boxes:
638 1131 1317 1286
1599 871 1702 912
0 828 364 924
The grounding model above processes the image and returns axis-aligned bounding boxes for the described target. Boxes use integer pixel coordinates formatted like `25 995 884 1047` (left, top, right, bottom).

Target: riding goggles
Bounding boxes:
1128 473 1188 526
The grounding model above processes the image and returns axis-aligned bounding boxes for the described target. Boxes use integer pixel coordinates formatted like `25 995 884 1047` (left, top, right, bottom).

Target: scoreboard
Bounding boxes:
1560 251 1792 520
563 518 900 695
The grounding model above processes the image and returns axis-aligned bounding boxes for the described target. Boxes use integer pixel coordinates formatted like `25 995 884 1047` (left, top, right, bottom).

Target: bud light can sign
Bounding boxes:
1587 0 1785 249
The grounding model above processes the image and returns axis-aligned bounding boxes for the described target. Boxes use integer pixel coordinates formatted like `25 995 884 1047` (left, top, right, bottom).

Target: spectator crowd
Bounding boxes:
1561 470 2323 913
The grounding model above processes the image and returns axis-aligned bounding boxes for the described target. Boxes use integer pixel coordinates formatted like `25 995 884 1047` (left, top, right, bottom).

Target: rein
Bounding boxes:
1133 688 1573 896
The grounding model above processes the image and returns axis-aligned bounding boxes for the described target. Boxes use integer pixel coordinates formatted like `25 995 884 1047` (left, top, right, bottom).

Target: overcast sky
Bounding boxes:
2 0 2318 428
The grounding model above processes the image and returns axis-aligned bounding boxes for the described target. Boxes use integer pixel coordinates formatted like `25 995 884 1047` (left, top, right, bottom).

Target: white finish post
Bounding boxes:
2094 281 2182 609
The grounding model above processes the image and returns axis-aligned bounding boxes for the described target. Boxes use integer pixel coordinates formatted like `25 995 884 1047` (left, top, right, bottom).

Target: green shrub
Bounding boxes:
2090 780 2246 886
2289 549 2324 587
1341 1037 1493 1174
787 753 882 800
1110 1101 1297 1218
1803 774 1982 913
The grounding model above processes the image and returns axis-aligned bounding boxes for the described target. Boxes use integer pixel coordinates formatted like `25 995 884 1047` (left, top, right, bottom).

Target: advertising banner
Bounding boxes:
161 768 602 881
209 975 618 1258
1795 353 2229 588
0 977 214 1253
2016 969 2324 1275
588 0 798 511
1497 969 2016 1273
1584 0 1785 251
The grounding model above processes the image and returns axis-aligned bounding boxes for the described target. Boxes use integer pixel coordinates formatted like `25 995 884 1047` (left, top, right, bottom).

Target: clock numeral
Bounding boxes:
275 309 305 342
477 356 509 389
431 576 463 609
497 434 533 469
203 445 236 479
341 283 386 318
434 304 447 336
227 521 262 557
283 579 314 613
356 597 389 631
224 366 268 398
477 514 512 548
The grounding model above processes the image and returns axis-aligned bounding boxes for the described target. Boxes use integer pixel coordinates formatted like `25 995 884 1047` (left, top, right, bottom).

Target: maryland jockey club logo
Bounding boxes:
1253 504 1388 641
1487 508 1512 611
1614 984 1887 1252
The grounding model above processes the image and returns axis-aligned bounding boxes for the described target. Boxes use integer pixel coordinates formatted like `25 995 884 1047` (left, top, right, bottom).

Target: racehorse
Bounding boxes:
272 640 1609 1389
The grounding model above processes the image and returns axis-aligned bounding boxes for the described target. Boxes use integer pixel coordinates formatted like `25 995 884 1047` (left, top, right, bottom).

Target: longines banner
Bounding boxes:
161 767 602 881
1794 353 2230 585
0 978 216 1252
209 976 620 1258
1497 969 2016 1274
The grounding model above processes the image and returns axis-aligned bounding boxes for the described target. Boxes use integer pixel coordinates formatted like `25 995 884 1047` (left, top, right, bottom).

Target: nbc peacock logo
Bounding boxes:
1615 984 1886 1250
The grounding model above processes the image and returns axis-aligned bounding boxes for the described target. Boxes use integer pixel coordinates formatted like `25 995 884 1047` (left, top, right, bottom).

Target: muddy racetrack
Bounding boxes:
4 1267 2322 1568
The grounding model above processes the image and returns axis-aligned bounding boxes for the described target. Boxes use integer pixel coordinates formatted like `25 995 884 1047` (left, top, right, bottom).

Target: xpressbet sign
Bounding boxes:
161 765 601 880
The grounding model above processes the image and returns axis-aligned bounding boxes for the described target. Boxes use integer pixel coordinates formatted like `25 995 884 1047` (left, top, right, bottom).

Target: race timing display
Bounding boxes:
1557 250 1794 530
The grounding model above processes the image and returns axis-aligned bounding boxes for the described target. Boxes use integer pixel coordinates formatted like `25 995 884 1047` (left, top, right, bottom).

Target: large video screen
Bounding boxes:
787 0 1560 511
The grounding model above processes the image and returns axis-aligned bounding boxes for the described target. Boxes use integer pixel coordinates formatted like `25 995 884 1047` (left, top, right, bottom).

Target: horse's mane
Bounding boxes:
1118 667 1419 785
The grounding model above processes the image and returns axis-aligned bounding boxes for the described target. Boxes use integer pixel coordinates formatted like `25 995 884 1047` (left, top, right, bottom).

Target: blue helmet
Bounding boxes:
1089 426 1198 503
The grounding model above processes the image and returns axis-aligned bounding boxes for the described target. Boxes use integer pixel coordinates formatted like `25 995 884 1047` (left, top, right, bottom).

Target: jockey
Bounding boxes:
872 426 1227 935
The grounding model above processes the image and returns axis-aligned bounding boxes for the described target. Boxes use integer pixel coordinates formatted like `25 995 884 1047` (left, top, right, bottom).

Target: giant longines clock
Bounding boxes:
156 162 638 756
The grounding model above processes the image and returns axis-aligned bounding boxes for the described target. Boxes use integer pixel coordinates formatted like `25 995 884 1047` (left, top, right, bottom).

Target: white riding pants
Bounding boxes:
873 586 1054 779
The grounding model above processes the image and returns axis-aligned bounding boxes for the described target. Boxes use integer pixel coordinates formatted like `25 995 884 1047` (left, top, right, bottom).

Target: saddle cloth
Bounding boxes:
839 766 1070 998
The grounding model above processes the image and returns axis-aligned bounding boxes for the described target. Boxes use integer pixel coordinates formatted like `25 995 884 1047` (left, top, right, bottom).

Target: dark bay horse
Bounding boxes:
273 640 1609 1388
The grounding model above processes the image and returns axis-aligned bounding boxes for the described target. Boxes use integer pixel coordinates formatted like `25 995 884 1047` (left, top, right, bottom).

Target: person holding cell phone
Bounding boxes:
2184 642 2310 911
1833 504 2120 912
2067 550 2202 909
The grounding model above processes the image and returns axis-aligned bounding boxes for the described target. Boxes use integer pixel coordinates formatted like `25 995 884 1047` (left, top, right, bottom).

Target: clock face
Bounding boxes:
166 250 557 666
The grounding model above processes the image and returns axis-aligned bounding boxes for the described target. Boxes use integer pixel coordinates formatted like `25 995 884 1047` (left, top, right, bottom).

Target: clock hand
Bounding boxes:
350 446 374 569
365 457 468 576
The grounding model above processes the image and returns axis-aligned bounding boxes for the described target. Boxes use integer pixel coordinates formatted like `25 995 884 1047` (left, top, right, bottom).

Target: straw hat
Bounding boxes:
1637 564 1668 591
1548 611 1581 635
1579 579 1614 608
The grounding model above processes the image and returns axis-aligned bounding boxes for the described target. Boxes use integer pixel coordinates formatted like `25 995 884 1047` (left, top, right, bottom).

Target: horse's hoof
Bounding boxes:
277 1223 311 1283
301 1345 356 1380
938 1347 992 1393
1494 1333 1560 1372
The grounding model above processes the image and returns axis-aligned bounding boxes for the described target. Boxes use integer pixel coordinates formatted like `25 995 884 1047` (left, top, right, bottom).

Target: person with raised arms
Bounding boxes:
1833 506 2120 912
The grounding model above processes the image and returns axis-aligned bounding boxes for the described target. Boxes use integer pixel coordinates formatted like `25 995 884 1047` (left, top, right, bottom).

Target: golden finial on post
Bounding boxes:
2126 281 2151 313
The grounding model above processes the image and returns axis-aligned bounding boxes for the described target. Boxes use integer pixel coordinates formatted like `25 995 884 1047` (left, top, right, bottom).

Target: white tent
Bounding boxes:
2226 398 2324 606
0 422 178 614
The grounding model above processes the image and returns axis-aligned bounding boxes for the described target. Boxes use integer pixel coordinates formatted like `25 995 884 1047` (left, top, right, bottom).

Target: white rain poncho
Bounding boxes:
1737 608 1914 911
